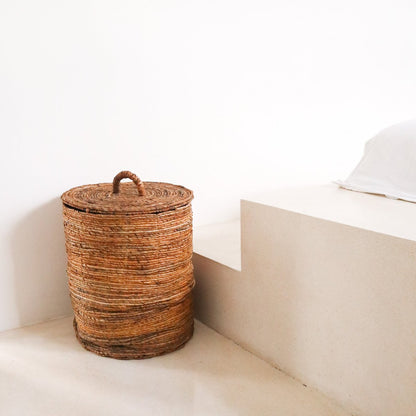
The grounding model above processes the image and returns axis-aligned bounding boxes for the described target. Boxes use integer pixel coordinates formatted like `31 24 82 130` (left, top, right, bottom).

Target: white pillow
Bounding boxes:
336 120 416 202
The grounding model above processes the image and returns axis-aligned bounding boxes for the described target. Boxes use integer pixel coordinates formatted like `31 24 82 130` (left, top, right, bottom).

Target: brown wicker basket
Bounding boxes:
61 171 194 359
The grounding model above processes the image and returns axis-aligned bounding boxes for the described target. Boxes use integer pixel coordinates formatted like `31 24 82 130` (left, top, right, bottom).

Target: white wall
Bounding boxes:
1 0 416 331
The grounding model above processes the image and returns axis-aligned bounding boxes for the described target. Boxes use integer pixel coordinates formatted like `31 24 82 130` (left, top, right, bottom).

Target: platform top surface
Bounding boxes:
244 184 416 242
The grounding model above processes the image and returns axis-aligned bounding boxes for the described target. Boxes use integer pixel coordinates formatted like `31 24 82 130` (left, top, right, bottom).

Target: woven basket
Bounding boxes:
61 171 194 359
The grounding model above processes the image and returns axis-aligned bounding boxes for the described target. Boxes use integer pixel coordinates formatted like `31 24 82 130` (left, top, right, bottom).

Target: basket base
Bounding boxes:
73 318 194 360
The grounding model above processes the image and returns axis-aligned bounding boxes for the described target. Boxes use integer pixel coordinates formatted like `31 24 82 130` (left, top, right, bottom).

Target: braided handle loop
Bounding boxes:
112 171 146 196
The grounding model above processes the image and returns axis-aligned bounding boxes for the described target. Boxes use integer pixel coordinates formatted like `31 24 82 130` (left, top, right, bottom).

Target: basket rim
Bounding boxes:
61 181 193 215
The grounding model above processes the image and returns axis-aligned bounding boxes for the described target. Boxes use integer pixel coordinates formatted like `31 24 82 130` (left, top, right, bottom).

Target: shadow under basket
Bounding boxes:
61 171 195 359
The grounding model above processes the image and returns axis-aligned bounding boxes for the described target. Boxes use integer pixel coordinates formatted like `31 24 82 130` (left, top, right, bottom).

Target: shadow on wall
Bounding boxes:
10 198 72 327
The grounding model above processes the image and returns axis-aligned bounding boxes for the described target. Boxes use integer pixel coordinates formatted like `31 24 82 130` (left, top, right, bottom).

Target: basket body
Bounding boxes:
62 191 194 359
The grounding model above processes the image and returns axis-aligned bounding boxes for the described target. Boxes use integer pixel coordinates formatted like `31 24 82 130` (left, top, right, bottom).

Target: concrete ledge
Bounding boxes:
194 186 416 416
193 221 241 271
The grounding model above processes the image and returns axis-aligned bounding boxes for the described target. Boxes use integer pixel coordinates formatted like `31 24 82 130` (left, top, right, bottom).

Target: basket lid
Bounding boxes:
61 171 193 214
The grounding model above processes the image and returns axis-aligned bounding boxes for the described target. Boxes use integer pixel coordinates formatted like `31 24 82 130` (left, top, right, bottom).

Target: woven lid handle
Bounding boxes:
112 171 146 196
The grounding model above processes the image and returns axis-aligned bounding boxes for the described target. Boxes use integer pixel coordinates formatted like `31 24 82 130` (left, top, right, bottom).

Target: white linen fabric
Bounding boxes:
336 120 416 202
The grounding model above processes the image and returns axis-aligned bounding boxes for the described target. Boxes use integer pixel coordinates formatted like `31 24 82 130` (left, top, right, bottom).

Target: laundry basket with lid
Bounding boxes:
61 171 194 359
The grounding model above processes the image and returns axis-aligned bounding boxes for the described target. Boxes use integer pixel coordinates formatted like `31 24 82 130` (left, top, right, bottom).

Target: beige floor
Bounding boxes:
0 317 349 416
